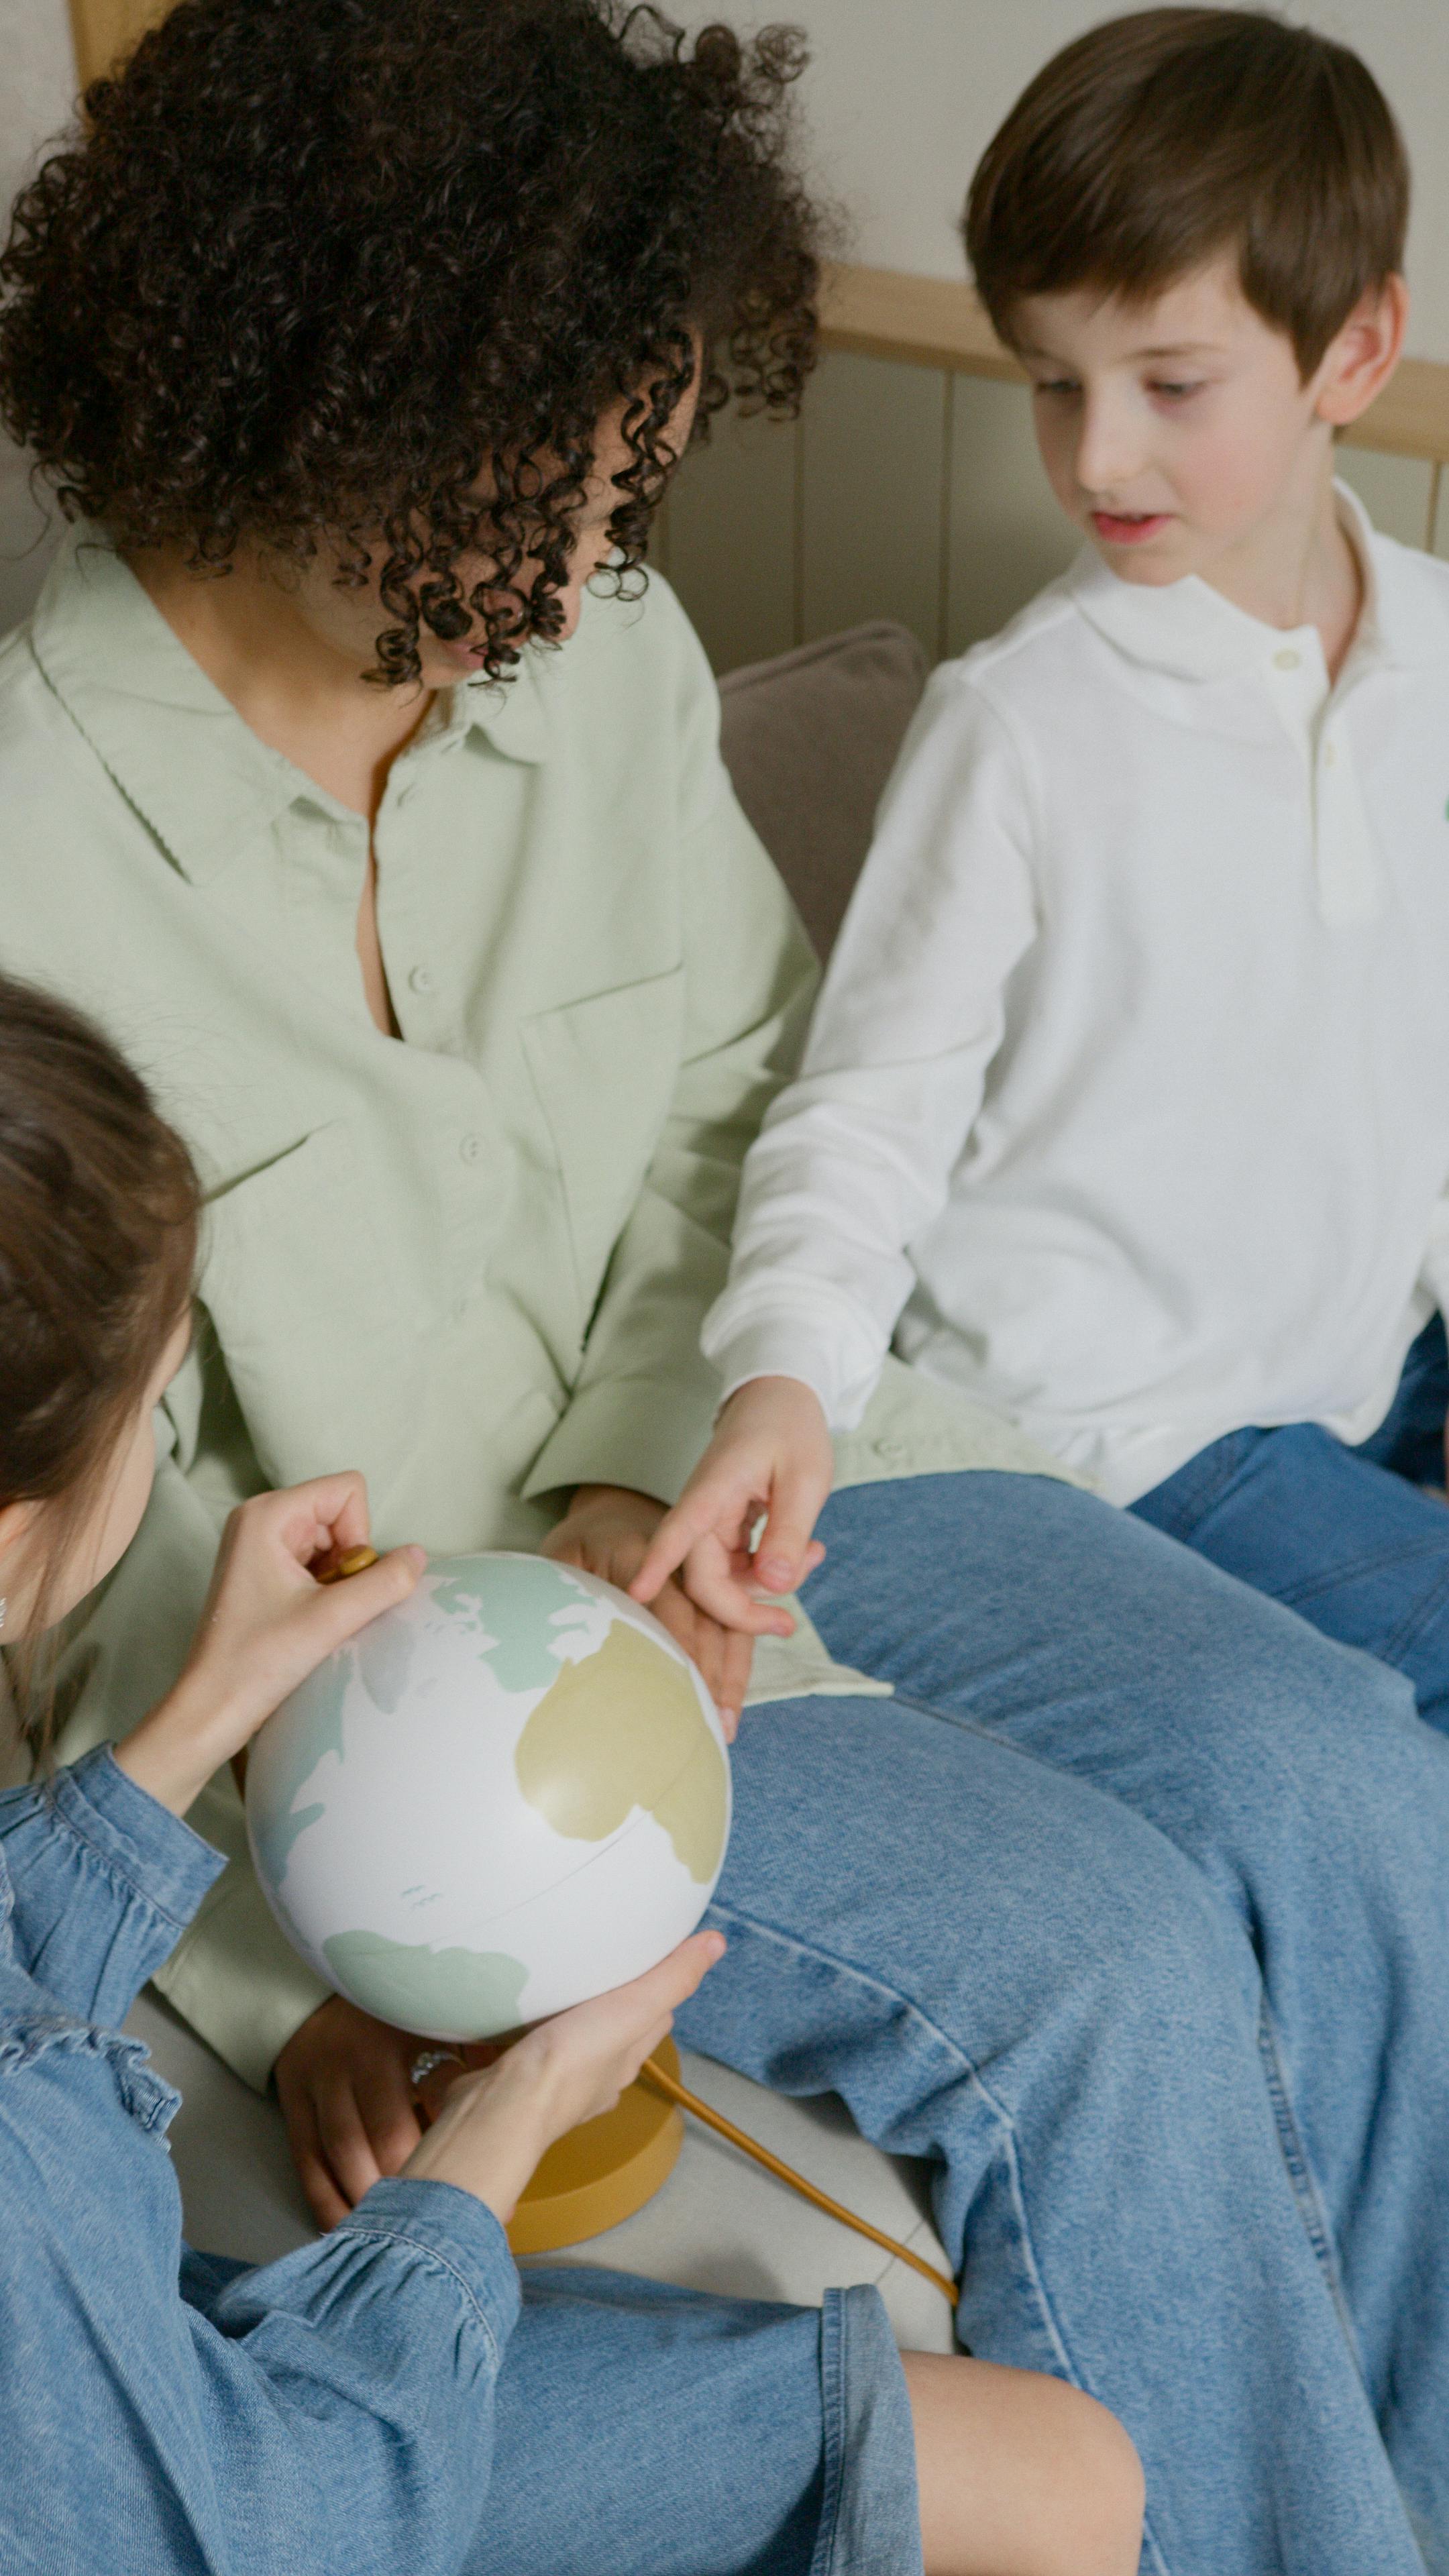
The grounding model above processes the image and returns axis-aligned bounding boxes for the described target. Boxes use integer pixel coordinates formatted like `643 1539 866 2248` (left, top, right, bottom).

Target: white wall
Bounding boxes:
684 0 1449 362
0 0 72 205
0 0 80 625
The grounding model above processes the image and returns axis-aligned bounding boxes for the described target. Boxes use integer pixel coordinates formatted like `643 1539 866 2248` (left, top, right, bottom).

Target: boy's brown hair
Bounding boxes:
965 7 1409 378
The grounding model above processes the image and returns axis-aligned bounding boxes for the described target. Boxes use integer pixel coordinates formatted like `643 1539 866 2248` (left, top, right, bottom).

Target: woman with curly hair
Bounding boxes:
0 4 1440 2569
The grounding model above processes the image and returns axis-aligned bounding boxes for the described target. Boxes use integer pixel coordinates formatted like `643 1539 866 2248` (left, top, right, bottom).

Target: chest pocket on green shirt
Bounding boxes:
197 1120 437 1497
522 965 687 1329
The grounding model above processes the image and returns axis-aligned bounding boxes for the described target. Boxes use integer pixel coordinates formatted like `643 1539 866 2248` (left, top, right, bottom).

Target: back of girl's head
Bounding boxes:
0 0 823 685
0 977 198 1541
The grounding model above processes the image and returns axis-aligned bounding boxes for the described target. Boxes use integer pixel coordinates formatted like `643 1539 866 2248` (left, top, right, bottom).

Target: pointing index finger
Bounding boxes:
629 1502 710 1603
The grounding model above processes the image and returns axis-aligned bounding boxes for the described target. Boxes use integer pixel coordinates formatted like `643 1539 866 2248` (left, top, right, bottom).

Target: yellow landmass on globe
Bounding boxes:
515 1620 727 1882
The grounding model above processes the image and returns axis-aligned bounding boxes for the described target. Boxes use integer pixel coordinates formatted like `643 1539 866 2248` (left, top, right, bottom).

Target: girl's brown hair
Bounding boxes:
0 977 199 1729
966 7 1409 380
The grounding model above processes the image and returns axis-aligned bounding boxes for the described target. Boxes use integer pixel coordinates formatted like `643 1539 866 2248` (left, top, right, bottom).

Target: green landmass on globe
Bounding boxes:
322 1928 529 2032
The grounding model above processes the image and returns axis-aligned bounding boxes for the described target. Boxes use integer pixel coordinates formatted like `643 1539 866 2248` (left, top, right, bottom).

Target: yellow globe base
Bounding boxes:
506 2035 684 2256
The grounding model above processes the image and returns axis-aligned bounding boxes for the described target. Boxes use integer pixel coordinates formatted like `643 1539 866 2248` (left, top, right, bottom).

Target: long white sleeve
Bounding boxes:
712 510 1449 1507
704 667 1039 1427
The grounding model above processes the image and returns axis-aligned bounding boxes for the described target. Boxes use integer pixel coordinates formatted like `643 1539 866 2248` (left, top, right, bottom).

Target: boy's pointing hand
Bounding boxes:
630 1375 832 1657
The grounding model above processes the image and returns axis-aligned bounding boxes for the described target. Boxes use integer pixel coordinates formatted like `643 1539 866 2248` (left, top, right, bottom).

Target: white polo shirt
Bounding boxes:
704 488 1449 1504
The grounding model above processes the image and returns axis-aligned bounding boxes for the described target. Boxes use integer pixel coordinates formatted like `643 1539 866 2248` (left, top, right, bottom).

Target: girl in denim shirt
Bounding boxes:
0 973 1140 2576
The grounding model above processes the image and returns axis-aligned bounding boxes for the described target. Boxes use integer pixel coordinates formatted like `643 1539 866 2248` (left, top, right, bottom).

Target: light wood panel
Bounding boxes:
663 405 799 674
800 352 947 658
1334 447 1438 551
819 266 1019 383
945 375 1079 657
67 0 166 87
665 337 1449 679
820 262 1449 468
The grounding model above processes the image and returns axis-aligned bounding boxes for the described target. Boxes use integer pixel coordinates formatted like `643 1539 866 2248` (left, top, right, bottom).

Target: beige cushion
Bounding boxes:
718 621 927 960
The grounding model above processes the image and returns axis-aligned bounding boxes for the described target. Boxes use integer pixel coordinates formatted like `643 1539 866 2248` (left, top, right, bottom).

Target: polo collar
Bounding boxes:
1067 480 1433 687
30 525 547 887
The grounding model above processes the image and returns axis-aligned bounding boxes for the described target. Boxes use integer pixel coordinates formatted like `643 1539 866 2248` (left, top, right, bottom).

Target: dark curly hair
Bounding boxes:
0 0 821 682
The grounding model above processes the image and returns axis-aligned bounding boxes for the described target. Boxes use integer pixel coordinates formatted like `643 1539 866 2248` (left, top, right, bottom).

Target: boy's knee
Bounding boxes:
1061 1831 1263 2061
1224 1623 1439 1821
1159 1600 1426 1805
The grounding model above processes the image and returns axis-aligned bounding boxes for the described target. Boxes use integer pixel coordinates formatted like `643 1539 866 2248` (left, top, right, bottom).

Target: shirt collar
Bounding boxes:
1066 479 1436 688
30 525 547 887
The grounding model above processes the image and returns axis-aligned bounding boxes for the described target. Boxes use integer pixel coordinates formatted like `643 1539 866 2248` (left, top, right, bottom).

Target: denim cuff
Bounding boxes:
339 2176 522 2360
54 1747 226 1933
813 2285 925 2576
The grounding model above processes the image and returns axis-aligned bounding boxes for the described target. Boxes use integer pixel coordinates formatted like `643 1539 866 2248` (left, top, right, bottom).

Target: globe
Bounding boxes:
245 1552 732 2041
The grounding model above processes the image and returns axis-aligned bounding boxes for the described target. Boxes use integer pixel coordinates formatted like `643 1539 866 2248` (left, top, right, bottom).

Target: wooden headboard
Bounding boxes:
820 263 1449 472
67 0 165 89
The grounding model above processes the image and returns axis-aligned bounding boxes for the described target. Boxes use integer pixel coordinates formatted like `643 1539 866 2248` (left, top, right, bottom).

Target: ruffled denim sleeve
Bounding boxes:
0 1738 521 2575
0 1975 521 2575
0 1743 223 2027
186 2179 521 2571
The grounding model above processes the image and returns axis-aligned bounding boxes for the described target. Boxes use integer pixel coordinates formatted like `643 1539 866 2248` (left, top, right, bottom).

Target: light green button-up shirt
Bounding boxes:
0 529 1071 2086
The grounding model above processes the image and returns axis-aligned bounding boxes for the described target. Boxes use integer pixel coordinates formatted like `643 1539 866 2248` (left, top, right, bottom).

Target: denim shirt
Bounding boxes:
0 1748 521 2576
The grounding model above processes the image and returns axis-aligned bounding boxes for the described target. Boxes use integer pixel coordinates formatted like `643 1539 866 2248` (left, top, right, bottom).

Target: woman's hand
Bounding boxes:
543 1484 755 1739
275 1994 434 2230
115 1474 425 1819
629 1378 832 1638
403 1930 725 2224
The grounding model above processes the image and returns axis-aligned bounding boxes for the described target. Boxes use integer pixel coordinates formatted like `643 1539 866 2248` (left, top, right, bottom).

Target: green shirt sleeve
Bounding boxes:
525 773 818 1509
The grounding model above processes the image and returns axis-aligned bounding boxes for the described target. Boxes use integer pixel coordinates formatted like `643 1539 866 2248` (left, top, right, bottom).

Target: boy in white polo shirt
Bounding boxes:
635 8 1449 1729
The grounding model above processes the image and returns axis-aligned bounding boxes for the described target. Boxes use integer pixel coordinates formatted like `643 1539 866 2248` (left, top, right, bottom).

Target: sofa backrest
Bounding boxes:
717 620 926 961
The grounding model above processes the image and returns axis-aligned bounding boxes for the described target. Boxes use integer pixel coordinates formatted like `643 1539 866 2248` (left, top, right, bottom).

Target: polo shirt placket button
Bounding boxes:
409 965 434 994
460 1133 483 1165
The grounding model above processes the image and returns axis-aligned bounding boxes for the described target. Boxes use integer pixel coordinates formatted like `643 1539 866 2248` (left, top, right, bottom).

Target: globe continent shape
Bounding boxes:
245 1552 731 2039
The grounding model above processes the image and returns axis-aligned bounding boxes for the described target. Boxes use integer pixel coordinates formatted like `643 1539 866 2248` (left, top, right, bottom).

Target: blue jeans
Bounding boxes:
1 1752 922 2576
678 1471 1449 2575
1134 1313 1449 1727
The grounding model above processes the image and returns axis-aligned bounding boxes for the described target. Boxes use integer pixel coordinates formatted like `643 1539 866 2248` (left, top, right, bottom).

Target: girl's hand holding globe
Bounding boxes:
403 1929 724 2224
116 1474 729 2231
115 1474 427 1819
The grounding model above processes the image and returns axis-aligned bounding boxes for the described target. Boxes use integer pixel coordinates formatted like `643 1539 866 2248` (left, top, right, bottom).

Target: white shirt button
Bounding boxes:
1273 647 1301 672
459 1133 483 1165
409 965 434 994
